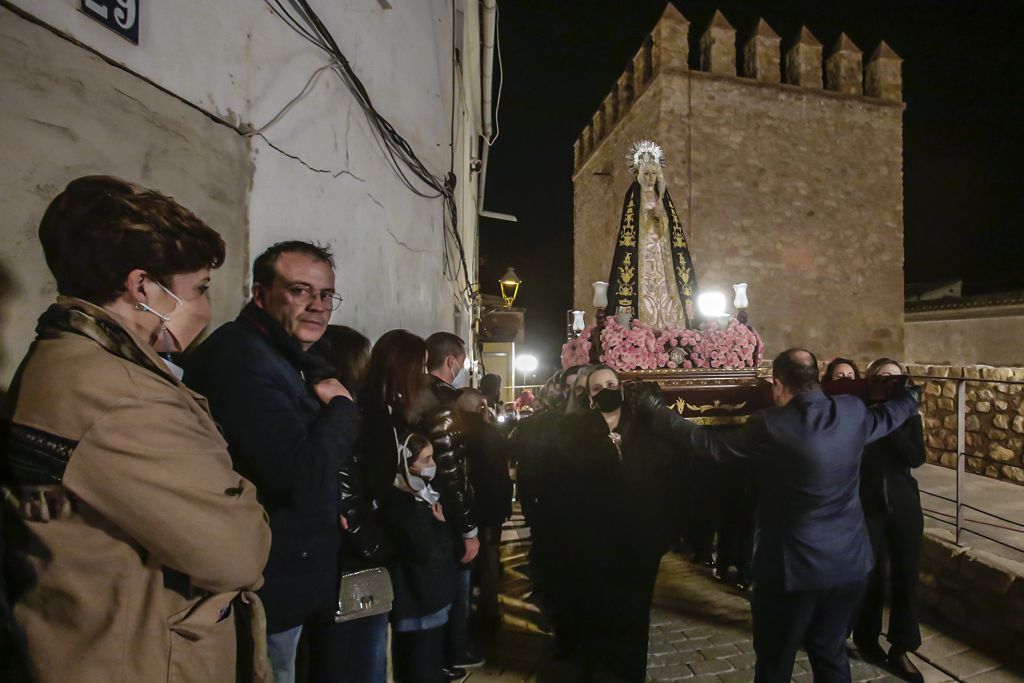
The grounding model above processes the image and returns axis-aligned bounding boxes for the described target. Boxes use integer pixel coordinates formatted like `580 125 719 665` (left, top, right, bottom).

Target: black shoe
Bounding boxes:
853 637 886 663
442 666 467 681
692 552 714 567
452 654 486 669
888 649 924 683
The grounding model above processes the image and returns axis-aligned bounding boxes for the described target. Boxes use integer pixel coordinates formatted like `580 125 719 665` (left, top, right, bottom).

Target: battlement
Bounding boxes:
573 5 903 173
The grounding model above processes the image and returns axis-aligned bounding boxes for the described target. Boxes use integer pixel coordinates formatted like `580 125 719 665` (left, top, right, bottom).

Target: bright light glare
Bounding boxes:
697 292 727 317
515 354 538 373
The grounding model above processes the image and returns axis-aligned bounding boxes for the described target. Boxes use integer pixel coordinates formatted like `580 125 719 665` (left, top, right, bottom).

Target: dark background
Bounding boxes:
477 0 1024 374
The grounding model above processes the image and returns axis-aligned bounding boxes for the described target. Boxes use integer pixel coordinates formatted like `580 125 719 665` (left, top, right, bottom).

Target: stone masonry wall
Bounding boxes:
908 364 1024 486
919 528 1024 668
906 312 1024 367
573 8 905 365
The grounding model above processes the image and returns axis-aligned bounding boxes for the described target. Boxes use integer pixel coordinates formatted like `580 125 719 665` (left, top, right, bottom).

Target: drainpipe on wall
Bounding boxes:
476 0 515 223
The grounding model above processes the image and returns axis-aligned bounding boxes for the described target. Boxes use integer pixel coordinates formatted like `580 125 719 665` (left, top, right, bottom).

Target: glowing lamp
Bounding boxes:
571 311 586 334
592 281 609 309
515 354 538 373
733 283 749 309
697 292 728 318
499 267 521 307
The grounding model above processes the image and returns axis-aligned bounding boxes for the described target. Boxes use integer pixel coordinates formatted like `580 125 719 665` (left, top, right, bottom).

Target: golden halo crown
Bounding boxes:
627 140 665 173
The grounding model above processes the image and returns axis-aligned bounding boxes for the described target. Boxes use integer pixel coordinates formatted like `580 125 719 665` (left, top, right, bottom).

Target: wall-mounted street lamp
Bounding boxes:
499 267 522 307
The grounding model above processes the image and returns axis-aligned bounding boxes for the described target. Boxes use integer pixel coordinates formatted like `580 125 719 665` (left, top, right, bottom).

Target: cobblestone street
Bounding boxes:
458 514 1024 683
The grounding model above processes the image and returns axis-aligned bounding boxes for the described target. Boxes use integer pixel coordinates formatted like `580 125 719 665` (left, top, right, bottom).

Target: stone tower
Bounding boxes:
573 4 905 364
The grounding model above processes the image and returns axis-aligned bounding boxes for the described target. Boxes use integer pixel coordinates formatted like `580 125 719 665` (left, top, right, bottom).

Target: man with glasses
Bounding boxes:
186 241 358 682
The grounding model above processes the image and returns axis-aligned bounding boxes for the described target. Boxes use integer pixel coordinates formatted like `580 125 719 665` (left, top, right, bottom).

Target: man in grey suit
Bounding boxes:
641 348 920 683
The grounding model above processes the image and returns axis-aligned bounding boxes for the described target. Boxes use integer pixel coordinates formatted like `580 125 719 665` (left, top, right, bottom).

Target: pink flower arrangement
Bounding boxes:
599 318 668 371
560 317 763 371
560 324 594 367
683 318 762 369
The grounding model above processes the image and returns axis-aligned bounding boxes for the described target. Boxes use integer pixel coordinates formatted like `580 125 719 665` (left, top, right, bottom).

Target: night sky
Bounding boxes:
478 0 1024 372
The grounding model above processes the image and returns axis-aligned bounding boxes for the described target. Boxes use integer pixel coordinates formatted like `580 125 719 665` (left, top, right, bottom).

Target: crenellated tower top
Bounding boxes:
573 4 903 173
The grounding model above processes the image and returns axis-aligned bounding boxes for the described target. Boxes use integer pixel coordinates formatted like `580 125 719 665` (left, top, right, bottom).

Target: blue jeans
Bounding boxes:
308 612 389 683
443 567 472 665
268 624 304 683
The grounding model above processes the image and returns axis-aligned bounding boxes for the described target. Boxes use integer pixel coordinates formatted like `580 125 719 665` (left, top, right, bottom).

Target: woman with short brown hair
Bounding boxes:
1 176 272 682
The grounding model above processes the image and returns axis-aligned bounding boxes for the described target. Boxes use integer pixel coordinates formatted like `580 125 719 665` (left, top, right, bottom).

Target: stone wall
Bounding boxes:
906 300 1024 367
908 364 1024 486
573 8 905 364
919 528 1024 668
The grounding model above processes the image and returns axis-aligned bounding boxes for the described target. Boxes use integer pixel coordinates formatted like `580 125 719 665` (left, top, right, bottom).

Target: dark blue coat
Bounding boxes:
185 314 359 633
653 389 918 592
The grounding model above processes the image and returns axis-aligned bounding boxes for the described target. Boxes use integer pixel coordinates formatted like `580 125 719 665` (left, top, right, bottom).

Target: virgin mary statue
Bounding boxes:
606 140 698 328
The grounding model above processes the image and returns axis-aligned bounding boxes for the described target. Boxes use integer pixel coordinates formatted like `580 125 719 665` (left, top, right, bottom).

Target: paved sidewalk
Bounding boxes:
914 463 1024 564
460 513 1024 683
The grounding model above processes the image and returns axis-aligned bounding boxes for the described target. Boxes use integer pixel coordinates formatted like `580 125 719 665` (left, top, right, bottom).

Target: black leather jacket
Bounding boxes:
408 375 477 537
338 452 394 570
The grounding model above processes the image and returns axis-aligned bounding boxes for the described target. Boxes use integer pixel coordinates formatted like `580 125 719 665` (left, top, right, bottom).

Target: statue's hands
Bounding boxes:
625 380 664 419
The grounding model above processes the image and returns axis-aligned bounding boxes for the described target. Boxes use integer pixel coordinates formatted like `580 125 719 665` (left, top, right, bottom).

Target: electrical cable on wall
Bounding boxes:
263 0 470 290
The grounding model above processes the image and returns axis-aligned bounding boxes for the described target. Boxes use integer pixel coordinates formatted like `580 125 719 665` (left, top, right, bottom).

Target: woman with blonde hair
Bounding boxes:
852 358 926 682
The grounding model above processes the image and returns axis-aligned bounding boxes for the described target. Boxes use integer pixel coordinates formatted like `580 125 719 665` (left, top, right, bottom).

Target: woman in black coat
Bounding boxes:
359 330 456 683
852 358 926 683
558 365 684 683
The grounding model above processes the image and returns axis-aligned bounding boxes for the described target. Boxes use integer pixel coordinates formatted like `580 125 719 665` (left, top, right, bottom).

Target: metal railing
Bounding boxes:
910 373 1024 557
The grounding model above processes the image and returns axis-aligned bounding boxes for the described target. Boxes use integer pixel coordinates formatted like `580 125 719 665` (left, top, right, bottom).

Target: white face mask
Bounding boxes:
392 431 440 506
452 366 468 388
415 464 437 480
136 279 183 323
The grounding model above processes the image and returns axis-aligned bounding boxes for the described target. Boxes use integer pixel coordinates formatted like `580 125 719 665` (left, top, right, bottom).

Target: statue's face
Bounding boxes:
639 163 660 191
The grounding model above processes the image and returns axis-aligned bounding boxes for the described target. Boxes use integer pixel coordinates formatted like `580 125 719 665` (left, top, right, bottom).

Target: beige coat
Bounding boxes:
3 299 273 682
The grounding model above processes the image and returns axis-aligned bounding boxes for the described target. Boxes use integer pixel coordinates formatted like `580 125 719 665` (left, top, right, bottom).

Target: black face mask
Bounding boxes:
592 388 623 413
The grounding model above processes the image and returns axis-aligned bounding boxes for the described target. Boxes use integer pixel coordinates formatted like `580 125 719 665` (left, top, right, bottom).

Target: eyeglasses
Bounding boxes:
284 284 344 311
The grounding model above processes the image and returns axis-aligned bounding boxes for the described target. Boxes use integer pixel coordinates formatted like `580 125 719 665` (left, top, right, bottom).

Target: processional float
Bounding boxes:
562 140 773 425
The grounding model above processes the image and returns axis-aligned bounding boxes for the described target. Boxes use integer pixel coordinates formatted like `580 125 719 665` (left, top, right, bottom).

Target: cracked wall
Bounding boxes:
0 9 251 385
0 0 478 387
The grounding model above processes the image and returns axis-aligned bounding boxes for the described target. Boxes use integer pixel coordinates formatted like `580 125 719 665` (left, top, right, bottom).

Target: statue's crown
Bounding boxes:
627 139 665 173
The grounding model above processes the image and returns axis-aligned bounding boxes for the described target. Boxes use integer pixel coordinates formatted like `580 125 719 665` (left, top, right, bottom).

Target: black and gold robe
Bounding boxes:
606 181 697 327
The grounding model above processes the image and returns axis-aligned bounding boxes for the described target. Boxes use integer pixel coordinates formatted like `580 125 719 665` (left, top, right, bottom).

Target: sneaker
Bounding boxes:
453 654 486 669
442 665 467 681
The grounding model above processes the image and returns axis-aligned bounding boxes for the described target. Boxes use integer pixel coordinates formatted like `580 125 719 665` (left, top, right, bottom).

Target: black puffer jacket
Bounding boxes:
407 375 476 536
380 486 456 623
338 450 394 570
357 407 456 622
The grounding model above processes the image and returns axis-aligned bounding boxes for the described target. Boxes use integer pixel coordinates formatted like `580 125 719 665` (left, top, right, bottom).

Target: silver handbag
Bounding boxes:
334 567 394 623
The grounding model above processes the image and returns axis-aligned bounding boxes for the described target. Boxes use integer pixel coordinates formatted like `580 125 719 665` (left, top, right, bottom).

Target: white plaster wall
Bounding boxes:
0 7 251 386
5 0 478 346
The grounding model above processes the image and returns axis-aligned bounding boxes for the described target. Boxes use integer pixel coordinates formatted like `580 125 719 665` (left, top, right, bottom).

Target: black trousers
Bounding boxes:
715 463 756 579
752 579 867 683
853 511 923 651
574 554 663 683
685 458 723 559
475 524 503 630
